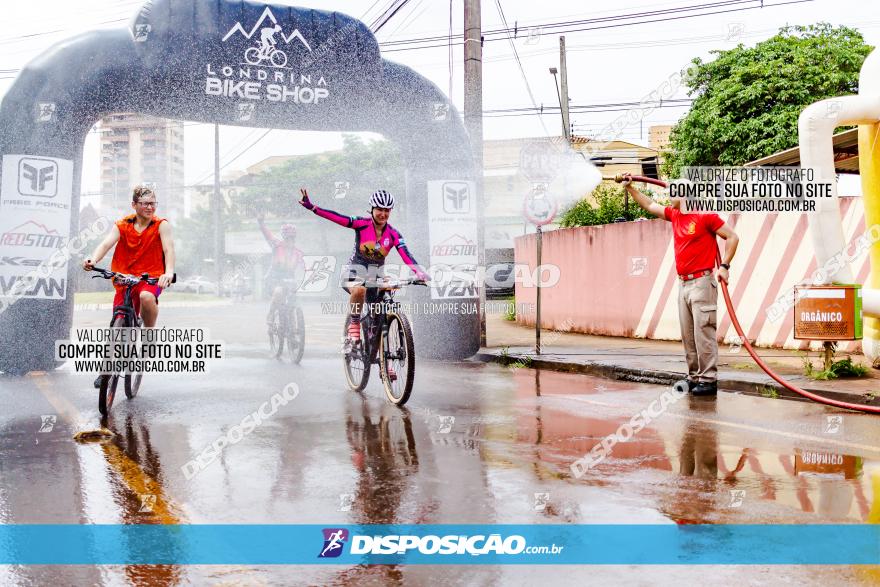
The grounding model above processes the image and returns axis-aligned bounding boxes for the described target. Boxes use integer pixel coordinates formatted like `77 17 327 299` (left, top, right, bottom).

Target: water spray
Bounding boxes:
608 174 880 415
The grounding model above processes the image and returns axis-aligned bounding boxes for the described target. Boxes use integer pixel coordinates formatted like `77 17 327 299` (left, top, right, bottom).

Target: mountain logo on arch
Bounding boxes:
223 7 312 69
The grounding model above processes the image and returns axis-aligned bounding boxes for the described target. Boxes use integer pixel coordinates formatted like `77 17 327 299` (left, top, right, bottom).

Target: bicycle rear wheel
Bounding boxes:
343 315 370 392
380 312 415 405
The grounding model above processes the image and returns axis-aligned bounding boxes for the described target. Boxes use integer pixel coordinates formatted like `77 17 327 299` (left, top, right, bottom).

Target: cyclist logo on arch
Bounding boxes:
244 25 288 67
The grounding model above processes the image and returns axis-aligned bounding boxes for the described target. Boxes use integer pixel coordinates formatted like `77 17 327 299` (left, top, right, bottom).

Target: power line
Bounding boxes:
381 0 772 46
371 0 414 33
447 0 454 98
384 0 429 40
379 0 815 52
494 0 551 136
0 0 820 78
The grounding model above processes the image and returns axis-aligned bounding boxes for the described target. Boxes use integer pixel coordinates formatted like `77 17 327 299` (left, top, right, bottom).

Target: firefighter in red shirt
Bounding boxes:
623 174 739 395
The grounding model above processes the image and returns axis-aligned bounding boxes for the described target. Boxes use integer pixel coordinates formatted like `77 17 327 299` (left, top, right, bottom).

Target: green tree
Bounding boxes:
559 183 657 227
175 135 404 275
663 24 872 178
238 134 404 219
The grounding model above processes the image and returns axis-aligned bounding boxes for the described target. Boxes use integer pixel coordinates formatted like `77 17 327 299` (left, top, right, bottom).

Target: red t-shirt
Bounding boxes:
664 207 724 275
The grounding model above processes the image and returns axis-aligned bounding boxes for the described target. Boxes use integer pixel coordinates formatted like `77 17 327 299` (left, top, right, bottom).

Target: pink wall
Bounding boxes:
514 200 869 351
514 219 671 337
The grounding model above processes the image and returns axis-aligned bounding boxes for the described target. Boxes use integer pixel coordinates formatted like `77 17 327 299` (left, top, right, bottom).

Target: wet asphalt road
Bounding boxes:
0 299 878 585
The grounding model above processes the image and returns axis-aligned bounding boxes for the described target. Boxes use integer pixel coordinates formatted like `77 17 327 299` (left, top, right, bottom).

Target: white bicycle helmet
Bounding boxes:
370 190 395 209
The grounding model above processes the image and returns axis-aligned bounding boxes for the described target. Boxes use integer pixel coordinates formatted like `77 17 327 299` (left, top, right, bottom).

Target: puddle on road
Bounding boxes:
476 367 880 524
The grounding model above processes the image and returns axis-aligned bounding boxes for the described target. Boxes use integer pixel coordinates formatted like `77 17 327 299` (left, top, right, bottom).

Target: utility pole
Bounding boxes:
213 123 223 296
464 0 487 347
559 35 571 143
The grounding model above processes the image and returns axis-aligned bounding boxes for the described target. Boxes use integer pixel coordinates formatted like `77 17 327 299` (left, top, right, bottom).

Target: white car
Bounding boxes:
177 276 217 294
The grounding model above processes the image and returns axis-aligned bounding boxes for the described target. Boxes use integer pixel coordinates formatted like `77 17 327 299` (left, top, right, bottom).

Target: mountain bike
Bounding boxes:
90 267 175 416
244 44 288 67
268 278 305 364
343 277 426 405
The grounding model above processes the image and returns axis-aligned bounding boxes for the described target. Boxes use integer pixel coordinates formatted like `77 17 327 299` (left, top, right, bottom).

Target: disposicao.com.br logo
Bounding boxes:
321 529 564 558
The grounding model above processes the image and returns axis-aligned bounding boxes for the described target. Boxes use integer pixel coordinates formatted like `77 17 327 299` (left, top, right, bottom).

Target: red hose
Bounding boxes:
621 175 880 414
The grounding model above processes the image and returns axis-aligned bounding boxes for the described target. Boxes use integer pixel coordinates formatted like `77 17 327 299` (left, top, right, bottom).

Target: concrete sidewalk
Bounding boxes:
477 312 880 408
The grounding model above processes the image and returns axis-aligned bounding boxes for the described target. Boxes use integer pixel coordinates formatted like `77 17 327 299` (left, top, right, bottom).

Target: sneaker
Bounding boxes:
386 362 397 381
348 322 361 341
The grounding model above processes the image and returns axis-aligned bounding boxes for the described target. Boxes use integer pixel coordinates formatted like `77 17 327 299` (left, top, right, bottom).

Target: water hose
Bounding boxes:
613 174 880 414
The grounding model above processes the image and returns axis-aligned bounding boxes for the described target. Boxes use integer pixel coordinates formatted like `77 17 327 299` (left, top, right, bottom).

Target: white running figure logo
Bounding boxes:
321 530 346 557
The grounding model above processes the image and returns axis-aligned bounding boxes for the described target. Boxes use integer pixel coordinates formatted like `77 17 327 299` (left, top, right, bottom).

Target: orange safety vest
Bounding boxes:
111 214 167 278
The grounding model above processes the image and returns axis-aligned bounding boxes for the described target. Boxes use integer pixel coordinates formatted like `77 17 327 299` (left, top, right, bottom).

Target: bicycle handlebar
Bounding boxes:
377 277 428 289
88 266 177 286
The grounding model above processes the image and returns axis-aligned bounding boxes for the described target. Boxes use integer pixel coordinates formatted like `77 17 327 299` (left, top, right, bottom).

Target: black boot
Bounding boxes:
691 381 718 396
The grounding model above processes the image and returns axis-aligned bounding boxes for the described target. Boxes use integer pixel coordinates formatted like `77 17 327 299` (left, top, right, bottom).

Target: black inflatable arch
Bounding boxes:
0 0 479 374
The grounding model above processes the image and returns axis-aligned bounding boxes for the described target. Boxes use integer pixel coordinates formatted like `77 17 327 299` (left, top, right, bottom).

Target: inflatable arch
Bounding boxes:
0 0 480 374
799 48 880 362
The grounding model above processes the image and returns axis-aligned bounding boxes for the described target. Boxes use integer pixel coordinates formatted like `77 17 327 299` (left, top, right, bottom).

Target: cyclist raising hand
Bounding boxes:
298 187 429 345
257 215 305 327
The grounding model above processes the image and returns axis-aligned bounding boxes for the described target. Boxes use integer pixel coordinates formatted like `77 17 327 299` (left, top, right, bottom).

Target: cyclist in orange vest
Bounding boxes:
83 185 176 385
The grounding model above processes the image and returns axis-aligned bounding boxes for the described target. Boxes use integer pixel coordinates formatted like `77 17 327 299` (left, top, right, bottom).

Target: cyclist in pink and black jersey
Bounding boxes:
298 187 429 345
257 217 305 326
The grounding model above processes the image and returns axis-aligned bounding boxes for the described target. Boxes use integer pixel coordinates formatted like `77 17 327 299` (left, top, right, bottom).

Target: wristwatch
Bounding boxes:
720 263 730 270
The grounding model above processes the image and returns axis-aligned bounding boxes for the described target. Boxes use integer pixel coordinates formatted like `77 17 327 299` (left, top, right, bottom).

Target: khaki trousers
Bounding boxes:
677 274 718 383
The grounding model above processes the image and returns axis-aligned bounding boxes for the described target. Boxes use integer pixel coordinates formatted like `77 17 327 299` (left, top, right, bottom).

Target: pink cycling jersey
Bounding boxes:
304 200 426 276
259 221 305 275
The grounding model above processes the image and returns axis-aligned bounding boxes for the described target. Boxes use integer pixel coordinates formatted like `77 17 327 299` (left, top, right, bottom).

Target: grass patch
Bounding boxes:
503 296 517 321
758 385 780 399
802 354 868 380
729 362 756 371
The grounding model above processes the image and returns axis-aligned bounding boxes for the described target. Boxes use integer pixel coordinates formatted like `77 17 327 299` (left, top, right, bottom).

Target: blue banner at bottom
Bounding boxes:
0 525 877 565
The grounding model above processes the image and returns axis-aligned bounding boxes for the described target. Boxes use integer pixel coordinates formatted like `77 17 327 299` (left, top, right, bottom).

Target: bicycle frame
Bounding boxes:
111 280 141 326
359 286 402 364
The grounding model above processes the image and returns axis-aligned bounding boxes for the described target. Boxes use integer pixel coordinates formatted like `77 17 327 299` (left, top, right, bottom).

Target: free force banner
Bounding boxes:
0 154 74 300
426 180 478 301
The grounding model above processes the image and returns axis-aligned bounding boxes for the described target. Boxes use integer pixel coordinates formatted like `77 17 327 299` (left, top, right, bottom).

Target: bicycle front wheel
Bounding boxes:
99 315 129 415
284 305 305 364
270 49 287 67
125 372 143 399
126 319 144 399
268 311 282 358
380 312 415 405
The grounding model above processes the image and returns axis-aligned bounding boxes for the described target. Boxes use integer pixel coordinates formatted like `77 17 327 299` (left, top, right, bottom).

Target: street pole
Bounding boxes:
113 147 119 209
464 0 487 347
559 35 571 143
535 225 542 355
213 123 223 296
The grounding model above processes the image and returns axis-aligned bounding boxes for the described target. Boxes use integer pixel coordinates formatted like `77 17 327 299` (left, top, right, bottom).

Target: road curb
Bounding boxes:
474 350 879 410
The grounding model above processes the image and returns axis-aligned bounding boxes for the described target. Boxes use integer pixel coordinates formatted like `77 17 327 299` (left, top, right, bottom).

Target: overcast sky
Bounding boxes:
1 0 877 193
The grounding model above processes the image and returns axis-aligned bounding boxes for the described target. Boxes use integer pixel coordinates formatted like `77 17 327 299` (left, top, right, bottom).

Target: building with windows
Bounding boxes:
98 113 185 219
